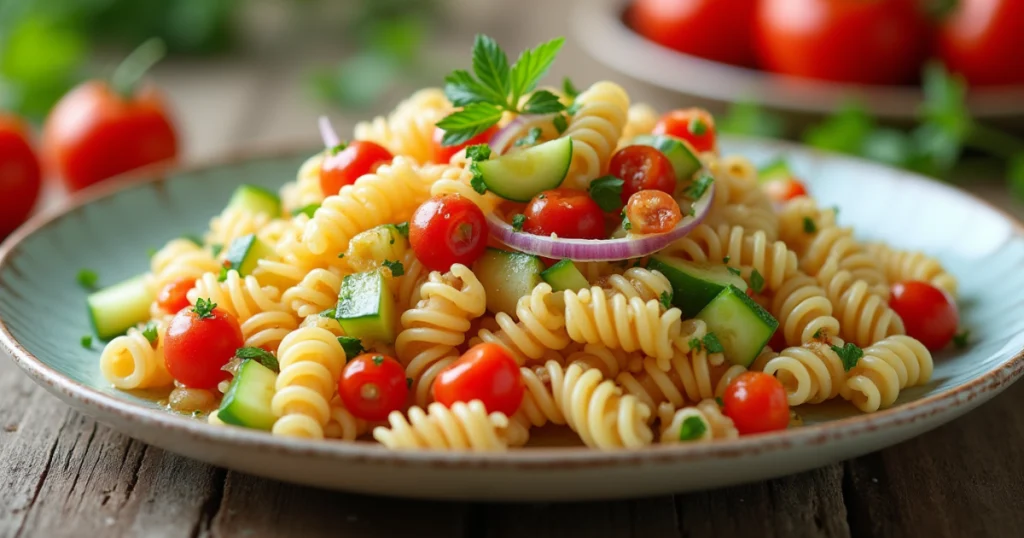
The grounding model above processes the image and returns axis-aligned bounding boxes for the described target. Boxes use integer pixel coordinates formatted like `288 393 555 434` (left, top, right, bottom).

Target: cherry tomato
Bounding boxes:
319 140 393 196
432 125 498 164
754 0 930 85
722 372 790 435
889 281 959 351
0 114 42 238
156 277 195 314
629 0 757 67
763 177 809 203
624 190 682 234
339 353 409 421
609 145 678 206
44 80 178 192
651 109 717 154
164 303 244 389
523 188 606 240
938 0 1024 87
410 194 488 272
433 343 523 416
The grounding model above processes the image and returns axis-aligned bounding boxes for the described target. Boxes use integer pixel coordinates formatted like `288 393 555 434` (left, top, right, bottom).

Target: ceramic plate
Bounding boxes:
572 0 1024 120
1 139 1022 501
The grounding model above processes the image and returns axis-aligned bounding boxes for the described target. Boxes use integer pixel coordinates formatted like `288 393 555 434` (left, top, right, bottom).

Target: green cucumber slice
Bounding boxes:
541 259 589 292
646 256 748 318
474 248 544 315
695 285 778 367
225 184 281 217
477 137 573 202
632 134 702 181
223 234 275 277
217 359 278 430
758 158 792 183
335 270 397 344
87 275 154 340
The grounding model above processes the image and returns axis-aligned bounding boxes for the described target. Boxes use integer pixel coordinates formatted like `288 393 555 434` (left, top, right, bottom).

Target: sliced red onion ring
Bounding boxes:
487 184 716 261
489 114 558 155
319 116 340 149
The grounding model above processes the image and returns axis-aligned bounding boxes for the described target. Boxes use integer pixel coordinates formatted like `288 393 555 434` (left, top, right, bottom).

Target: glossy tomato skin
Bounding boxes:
163 306 244 389
938 0 1024 86
44 81 178 192
651 109 717 153
763 177 809 203
433 343 524 416
889 281 959 351
339 354 409 421
630 0 757 67
0 114 42 238
156 277 195 315
410 194 489 272
609 145 678 206
319 141 394 196
432 125 498 164
754 0 930 85
523 188 606 240
722 372 790 435
625 190 682 234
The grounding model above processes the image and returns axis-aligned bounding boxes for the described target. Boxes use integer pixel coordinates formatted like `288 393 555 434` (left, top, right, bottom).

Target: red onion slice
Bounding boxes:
319 116 340 149
489 114 559 155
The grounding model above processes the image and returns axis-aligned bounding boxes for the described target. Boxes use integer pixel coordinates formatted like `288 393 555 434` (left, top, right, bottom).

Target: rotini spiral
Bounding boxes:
846 335 933 413
819 267 905 347
254 215 316 290
866 243 958 297
561 81 630 190
373 400 526 451
205 208 271 250
751 341 848 406
392 249 429 312
429 152 502 214
323 395 369 441
354 88 451 165
147 238 220 296
616 345 745 411
472 283 571 365
768 270 841 346
656 400 738 443
600 267 673 303
280 153 325 214
100 320 173 389
188 270 299 353
662 224 797 292
271 326 346 438
618 102 658 146
282 267 344 318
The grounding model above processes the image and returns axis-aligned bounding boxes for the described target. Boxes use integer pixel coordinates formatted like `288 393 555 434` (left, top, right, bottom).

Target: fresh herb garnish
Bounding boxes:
338 253 346 259
76 269 99 290
685 173 714 199
715 397 724 407
679 416 707 441
659 291 672 309
80 335 93 348
813 328 823 340
338 336 365 360
372 355 385 366
406 377 413 389
192 298 217 320
329 142 348 155
588 175 624 213
235 347 280 372
217 265 230 282
465 144 492 162
703 333 724 354
803 217 817 234
394 222 410 237
383 259 405 277
953 330 970 348
831 342 864 372
722 256 730 264
750 269 765 294
210 244 224 258
566 101 582 116
727 266 742 276
562 77 579 98
142 321 159 346
689 337 702 352
511 214 526 232
688 117 707 136
552 114 568 134
622 215 632 232
515 126 542 147
292 204 320 219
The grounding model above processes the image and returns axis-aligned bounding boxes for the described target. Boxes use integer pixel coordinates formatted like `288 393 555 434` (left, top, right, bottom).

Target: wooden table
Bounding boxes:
3 4 1024 536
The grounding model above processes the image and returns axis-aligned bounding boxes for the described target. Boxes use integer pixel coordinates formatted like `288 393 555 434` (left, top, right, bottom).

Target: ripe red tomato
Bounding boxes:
319 140 394 196
163 302 244 389
629 0 757 67
651 109 717 154
0 114 42 238
609 145 678 206
432 125 498 164
523 188 606 240
339 353 409 421
754 0 930 85
763 178 809 203
156 277 195 314
624 190 682 234
410 194 489 272
722 372 790 435
433 343 524 416
43 80 178 192
889 281 959 351
938 0 1024 87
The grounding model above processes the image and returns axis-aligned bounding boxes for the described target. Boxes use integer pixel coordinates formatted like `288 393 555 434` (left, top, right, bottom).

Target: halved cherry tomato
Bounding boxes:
433 343 523 416
609 145 678 206
624 190 682 234
432 125 498 164
523 188 606 240
722 372 790 435
889 281 959 351
164 302 244 389
763 178 809 203
410 194 488 272
156 277 196 314
629 0 757 67
651 109 717 154
0 114 42 238
319 141 393 196
938 0 1024 87
339 353 409 421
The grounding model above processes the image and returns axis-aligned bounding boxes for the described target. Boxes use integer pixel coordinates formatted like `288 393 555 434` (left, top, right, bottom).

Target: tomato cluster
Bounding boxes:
630 0 1024 87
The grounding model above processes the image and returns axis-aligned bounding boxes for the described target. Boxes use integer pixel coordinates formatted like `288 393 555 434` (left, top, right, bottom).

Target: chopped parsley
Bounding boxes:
688 337 702 352
80 335 93 349
703 333 724 354
328 142 348 155
726 266 742 276
142 321 159 346
831 342 863 372
678 416 707 441
338 336 365 360
803 216 817 234
407 377 414 389
688 117 708 136
750 269 765 294
217 265 230 282
715 397 724 407
192 298 217 319
562 77 580 98
235 347 280 372
470 168 488 194
338 253 346 259
685 173 714 199
622 215 632 232
394 222 410 237
722 256 730 264
383 259 405 277
552 114 568 134
514 127 542 147
511 214 526 232
76 269 99 290
659 291 673 309
292 204 320 219
813 328 823 340
466 144 492 194
953 330 970 348
465 144 492 162
588 175 625 213
372 355 385 366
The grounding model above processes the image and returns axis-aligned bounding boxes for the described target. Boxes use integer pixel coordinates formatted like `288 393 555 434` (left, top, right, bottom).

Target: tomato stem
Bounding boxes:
111 38 167 99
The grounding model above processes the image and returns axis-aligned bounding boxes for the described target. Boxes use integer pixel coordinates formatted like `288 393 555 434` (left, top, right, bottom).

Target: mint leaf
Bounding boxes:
831 342 864 372
588 175 624 212
472 34 510 105
563 77 580 98
443 69 498 106
235 347 280 372
515 127 542 147
509 37 565 101
437 103 505 146
338 336 365 360
703 333 724 354
511 214 526 232
522 90 566 115
679 415 707 441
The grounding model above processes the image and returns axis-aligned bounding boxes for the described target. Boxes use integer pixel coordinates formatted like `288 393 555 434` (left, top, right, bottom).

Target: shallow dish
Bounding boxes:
573 0 1024 120
1 138 1022 501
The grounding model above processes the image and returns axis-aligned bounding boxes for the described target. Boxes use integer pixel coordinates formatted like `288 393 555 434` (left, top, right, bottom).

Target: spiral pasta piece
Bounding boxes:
751 341 848 406
661 224 796 292
373 400 524 451
472 283 571 364
562 81 630 190
148 238 220 295
323 396 369 441
188 270 299 353
600 267 673 303
819 268 905 347
100 320 173 389
282 267 344 318
866 243 958 297
768 270 841 345
271 327 346 438
205 208 271 250
845 335 933 413
280 153 325 214
657 400 738 443
618 102 658 145
429 154 502 214
254 216 316 289
354 88 451 164
617 345 745 411
393 249 429 312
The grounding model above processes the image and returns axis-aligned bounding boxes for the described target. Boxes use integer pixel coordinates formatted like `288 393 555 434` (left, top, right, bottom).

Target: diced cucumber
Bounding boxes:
477 137 572 202
217 359 277 430
225 184 281 218
695 285 778 367
292 203 320 218
758 158 792 183
335 270 397 343
474 248 544 315
541 259 589 292
223 234 275 277
87 275 154 340
632 134 702 181
647 256 748 318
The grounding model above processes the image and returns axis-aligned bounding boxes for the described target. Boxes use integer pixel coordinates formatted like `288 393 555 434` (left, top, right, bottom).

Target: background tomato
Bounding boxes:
0 114 42 238
629 0 757 67
938 0 1024 87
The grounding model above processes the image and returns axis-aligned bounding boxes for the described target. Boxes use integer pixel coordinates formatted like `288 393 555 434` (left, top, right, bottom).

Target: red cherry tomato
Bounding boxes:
433 343 524 416
523 188 606 240
319 141 394 196
0 114 42 238
629 0 757 67
763 177 809 203
338 353 409 421
609 145 679 206
889 281 959 351
432 125 498 164
624 190 682 234
938 0 1024 87
722 372 790 435
410 194 489 272
43 80 178 192
156 277 195 314
651 109 717 154
754 0 930 85
163 304 244 389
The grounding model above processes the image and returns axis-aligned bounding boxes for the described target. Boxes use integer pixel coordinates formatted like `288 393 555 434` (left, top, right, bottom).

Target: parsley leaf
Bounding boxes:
437 103 505 146
685 173 714 199
831 342 864 372
522 90 566 114
659 291 672 309
142 321 159 346
444 69 498 107
383 259 405 277
80 335 93 349
813 328 823 340
562 77 580 98
622 215 632 232
292 204 320 219
337 336 365 360
509 37 565 101
235 347 280 372
192 298 217 320
394 222 410 237
217 265 230 282
337 252 346 259
726 266 742 276
679 416 707 441
515 127 542 147
703 333 724 354
688 337 702 352
588 175 624 213
715 397 724 407
750 269 765 294
803 216 817 234
722 256 730 264
465 144 492 162
372 355 385 366
511 214 526 232
688 117 708 136
552 114 568 134
470 170 488 194
953 330 970 348
76 269 99 290
328 143 348 156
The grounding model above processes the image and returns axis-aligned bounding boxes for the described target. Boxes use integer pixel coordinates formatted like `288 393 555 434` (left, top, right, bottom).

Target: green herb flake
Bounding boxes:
329 142 348 156
372 355 385 366
465 144 492 162
192 298 217 320
76 269 99 290
722 256 730 264
803 216 817 234
383 259 405 277
235 347 280 372
688 117 708 136
407 377 414 389
813 328 823 340
142 321 159 346
703 333 724 354
337 336 366 360
831 342 864 372
715 397 724 407
588 175 624 213
727 266 742 276
562 77 580 98
292 204 320 219
622 215 632 232
679 416 708 441
394 222 410 237
552 114 568 134
953 330 970 348
515 127 542 147
511 214 526 232
750 269 765 294
659 291 673 309
688 337 702 352
337 253 346 259
470 165 488 195
80 335 93 349
217 265 230 282
685 173 714 199
147 247 158 258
